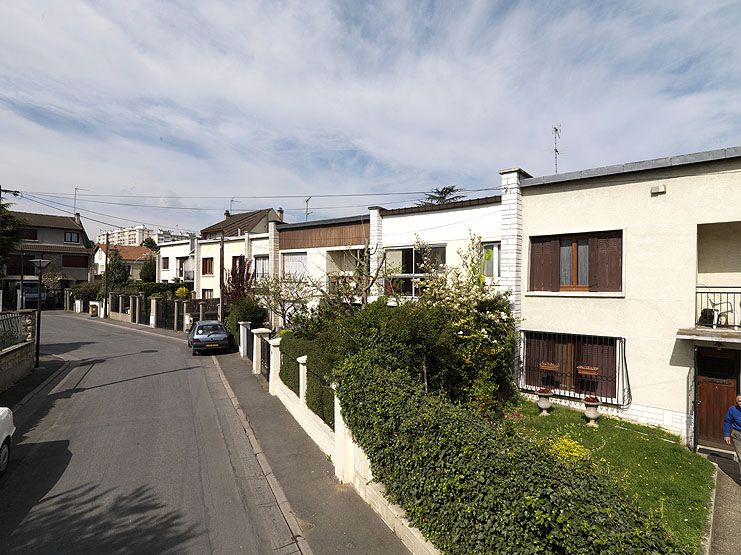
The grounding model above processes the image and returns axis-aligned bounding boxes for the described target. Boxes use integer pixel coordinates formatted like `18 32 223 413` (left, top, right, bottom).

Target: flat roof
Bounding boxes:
522 146 741 188
371 195 501 216
276 214 369 230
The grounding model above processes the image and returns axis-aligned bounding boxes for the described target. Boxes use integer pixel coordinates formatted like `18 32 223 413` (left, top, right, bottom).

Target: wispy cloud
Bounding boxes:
1 1 740 236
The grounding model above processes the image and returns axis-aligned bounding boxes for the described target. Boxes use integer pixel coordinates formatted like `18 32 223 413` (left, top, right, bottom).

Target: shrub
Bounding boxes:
71 281 102 302
175 286 190 301
333 353 687 555
278 331 301 395
225 297 268 345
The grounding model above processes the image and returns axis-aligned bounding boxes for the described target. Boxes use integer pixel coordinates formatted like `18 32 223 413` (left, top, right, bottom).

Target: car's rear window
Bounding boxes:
197 325 224 334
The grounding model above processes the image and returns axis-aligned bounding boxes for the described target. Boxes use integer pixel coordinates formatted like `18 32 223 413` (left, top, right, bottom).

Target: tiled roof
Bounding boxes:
200 209 273 237
11 211 86 231
95 244 152 261
17 243 92 254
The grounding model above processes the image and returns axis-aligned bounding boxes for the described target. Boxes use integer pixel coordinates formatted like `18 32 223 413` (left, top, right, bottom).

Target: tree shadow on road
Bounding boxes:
3 479 200 554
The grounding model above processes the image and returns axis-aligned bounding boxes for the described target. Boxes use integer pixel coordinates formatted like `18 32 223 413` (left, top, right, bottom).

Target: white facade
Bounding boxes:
157 239 196 283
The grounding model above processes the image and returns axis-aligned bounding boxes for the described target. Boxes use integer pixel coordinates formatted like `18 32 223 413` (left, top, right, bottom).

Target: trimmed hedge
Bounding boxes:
224 297 268 345
279 332 335 427
333 352 688 555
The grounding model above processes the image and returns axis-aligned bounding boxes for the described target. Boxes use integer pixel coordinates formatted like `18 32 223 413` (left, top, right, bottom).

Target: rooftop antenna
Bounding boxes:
229 198 240 213
73 186 88 213
552 125 561 174
304 196 312 222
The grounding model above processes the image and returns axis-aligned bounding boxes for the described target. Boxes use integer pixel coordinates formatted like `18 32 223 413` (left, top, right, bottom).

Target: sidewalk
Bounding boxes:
0 355 66 411
58 314 409 553
708 452 741 555
217 351 408 554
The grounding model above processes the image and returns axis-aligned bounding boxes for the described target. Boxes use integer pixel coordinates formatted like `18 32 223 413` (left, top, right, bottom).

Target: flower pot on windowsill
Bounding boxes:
583 396 600 427
537 388 553 416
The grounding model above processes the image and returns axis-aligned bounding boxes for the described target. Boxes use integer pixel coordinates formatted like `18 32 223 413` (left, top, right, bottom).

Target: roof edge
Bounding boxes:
276 214 369 230
378 195 501 217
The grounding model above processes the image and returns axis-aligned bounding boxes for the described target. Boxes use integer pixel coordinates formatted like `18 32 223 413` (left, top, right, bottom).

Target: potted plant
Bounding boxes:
583 395 600 427
537 387 553 416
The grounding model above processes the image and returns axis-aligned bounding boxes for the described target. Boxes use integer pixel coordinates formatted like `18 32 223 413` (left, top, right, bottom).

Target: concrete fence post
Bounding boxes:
182 301 190 331
297 355 308 406
269 336 282 395
129 295 136 323
238 321 251 358
251 328 272 375
133 296 140 324
332 386 354 484
174 300 181 331
199 301 206 322
150 298 158 327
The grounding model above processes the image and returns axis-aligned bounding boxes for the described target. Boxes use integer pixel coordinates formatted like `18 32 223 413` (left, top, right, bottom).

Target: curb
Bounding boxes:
211 355 313 555
700 459 719 555
11 356 70 414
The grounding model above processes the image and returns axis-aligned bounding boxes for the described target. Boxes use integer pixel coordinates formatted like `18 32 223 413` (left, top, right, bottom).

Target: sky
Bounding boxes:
1 1 740 240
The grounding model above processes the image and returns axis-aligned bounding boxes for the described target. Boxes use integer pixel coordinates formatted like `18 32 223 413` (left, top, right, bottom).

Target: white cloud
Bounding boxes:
1 1 740 238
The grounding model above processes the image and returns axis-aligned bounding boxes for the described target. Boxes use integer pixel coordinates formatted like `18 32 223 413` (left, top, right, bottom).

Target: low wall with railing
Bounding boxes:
244 324 438 555
0 311 37 393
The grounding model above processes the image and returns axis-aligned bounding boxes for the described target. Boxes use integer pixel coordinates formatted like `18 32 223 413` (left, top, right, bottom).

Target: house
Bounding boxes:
157 237 197 284
2 211 93 310
499 146 741 451
192 208 281 299
92 244 153 281
369 196 504 298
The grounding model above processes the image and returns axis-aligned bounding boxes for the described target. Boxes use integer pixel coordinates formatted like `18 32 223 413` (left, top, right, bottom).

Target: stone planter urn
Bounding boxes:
583 397 600 427
536 389 553 416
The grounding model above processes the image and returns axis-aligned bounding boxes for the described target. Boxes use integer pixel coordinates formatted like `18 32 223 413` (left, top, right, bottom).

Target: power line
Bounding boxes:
17 186 499 200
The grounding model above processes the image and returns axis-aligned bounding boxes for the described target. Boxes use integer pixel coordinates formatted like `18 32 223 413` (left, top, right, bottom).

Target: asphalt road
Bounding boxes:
0 312 299 554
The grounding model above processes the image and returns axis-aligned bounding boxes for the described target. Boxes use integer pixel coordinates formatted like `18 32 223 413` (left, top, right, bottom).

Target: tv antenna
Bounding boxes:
229 198 240 213
304 196 312 221
552 125 561 174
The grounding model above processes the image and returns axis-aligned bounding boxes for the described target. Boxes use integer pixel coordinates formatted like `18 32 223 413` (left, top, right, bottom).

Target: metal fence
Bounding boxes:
696 288 741 328
260 334 272 378
519 330 630 407
0 313 26 351
244 325 254 359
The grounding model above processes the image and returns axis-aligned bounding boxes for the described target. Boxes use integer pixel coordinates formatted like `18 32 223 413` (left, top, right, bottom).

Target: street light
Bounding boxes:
30 258 51 368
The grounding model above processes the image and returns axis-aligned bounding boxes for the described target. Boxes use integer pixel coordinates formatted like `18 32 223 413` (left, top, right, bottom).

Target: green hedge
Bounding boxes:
70 281 102 302
279 332 335 427
114 282 190 298
224 297 268 345
333 352 688 555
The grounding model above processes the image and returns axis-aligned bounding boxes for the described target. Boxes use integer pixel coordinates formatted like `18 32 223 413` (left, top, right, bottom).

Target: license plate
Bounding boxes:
206 343 219 347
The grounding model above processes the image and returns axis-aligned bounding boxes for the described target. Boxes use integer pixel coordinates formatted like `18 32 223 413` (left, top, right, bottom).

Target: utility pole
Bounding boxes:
552 125 561 174
219 231 225 321
103 232 109 318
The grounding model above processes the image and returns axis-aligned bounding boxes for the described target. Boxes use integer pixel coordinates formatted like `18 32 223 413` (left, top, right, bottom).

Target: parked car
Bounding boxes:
187 320 230 356
0 407 16 477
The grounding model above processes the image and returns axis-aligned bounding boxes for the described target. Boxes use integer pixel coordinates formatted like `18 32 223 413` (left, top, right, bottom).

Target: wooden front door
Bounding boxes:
697 347 739 450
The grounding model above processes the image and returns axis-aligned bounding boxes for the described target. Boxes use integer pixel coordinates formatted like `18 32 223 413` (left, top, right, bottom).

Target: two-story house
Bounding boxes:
2 211 92 309
91 244 152 281
500 146 741 452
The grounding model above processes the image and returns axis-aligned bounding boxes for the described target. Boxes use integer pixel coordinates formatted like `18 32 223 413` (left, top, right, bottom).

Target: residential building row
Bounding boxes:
96 224 192 246
156 145 741 454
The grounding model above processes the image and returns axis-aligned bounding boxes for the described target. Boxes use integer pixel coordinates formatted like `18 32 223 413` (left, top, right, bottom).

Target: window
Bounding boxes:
18 228 38 240
232 255 245 273
482 242 501 278
283 252 307 277
162 257 170 270
62 254 89 268
523 331 620 402
202 257 214 275
385 245 446 297
64 231 80 243
529 231 622 292
202 289 214 299
254 255 269 278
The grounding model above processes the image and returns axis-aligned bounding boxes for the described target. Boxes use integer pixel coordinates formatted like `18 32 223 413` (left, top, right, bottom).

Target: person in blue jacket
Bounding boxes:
723 394 741 473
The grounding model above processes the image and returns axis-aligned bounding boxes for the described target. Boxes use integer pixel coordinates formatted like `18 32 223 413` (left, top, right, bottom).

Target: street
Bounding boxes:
0 312 299 554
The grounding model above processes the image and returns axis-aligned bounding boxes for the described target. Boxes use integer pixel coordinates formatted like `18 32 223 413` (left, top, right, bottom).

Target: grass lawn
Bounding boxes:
512 400 716 552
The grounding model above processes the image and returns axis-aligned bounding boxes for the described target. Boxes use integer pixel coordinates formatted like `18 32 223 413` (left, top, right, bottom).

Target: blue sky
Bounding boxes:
1 1 740 238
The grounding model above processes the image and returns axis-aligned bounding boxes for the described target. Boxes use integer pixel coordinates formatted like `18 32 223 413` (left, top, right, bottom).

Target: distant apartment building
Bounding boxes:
96 224 191 246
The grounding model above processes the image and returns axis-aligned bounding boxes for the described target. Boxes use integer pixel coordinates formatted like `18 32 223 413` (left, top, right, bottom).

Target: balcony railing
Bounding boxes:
696 287 741 328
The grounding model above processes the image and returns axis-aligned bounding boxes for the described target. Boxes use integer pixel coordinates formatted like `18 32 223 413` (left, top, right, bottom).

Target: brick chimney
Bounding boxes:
277 207 284 221
74 212 81 225
224 210 230 219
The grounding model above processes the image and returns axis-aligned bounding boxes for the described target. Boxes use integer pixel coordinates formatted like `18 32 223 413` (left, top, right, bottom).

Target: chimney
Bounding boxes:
224 210 230 219
277 207 284 221
74 212 81 225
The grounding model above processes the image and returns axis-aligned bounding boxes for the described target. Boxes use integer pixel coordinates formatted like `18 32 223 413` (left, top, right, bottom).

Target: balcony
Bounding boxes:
679 287 741 344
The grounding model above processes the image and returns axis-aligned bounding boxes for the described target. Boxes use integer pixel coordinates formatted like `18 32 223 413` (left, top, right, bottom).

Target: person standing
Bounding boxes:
723 394 741 473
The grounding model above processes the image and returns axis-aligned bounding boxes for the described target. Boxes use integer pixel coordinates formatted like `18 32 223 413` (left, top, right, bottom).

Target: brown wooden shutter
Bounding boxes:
549 238 560 291
588 236 599 292
529 238 545 291
587 231 622 292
